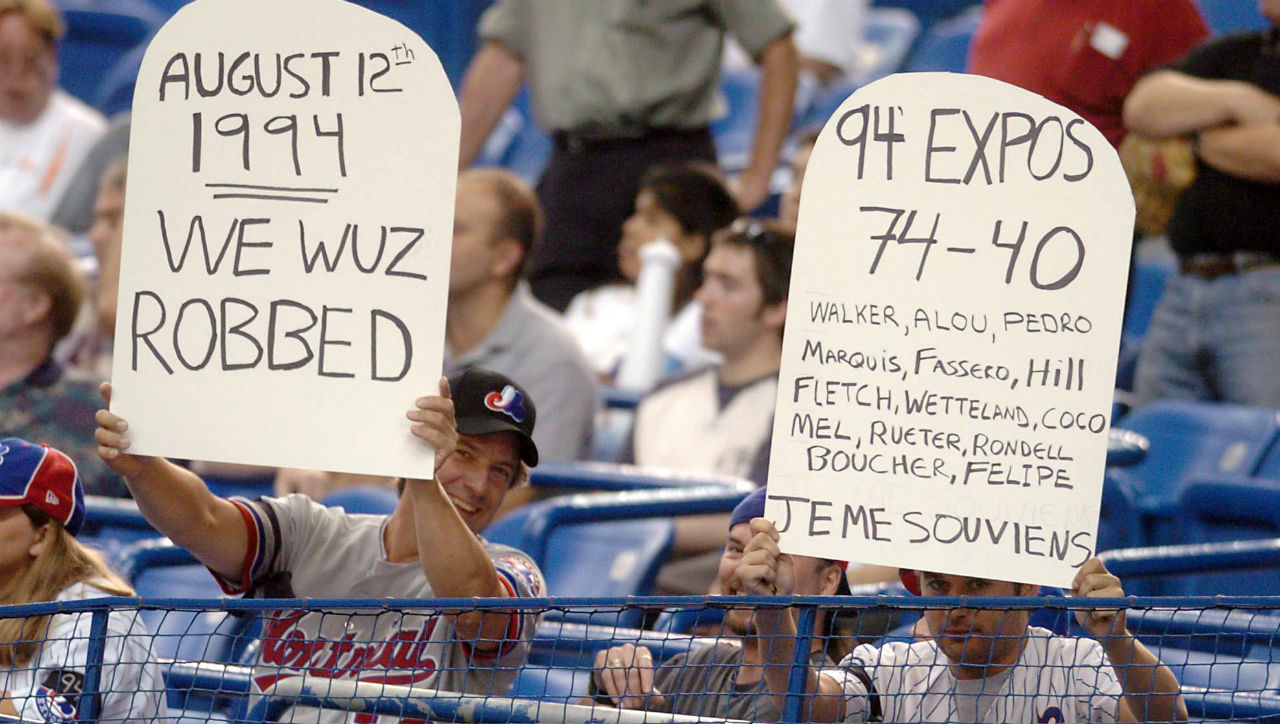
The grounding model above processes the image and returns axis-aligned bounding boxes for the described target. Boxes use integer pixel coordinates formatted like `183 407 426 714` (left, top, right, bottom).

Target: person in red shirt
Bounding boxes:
966 0 1208 148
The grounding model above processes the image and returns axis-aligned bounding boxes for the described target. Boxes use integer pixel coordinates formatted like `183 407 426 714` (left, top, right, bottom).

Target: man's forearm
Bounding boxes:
1105 633 1188 723
457 42 526 169
738 34 799 208
123 457 248 579
1124 72 1252 138
754 608 843 722
1198 122 1280 183
404 480 511 642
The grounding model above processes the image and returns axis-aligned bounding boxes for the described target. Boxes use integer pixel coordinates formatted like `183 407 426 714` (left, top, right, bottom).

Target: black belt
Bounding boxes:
552 125 710 153
1179 252 1280 280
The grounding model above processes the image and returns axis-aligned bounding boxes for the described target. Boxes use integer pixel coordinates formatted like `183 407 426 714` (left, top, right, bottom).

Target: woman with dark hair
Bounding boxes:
563 162 739 383
0 438 165 723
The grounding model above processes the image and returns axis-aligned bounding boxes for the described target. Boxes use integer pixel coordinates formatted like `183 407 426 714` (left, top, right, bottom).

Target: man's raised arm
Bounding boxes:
739 517 848 723
1073 558 1188 723
94 382 249 580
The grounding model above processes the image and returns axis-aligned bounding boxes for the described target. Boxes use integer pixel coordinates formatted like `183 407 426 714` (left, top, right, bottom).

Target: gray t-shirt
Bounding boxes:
652 641 832 721
444 283 597 461
218 494 546 724
479 0 794 131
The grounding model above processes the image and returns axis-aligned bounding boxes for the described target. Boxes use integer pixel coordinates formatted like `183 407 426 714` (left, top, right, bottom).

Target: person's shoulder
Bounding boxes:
640 365 719 402
509 290 597 371
48 90 107 132
485 542 547 597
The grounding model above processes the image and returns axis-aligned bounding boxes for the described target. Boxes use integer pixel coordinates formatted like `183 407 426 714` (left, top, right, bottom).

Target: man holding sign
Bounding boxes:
740 516 1187 723
94 367 545 721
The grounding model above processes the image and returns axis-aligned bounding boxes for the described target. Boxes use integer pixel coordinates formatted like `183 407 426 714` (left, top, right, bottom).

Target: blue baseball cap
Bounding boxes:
0 438 86 535
729 486 767 530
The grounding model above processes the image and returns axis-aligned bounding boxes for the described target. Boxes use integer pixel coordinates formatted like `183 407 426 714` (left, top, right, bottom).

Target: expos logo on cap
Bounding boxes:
0 438 86 536
484 385 527 423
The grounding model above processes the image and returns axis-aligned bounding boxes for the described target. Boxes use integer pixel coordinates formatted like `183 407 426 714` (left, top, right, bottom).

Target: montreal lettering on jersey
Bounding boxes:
256 611 440 689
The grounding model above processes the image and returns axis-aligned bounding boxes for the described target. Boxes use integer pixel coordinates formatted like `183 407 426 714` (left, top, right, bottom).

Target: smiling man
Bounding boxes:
94 367 545 724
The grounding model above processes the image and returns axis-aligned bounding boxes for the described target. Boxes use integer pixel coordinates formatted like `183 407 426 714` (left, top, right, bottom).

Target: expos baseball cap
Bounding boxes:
449 367 539 467
0 438 86 536
730 487 851 596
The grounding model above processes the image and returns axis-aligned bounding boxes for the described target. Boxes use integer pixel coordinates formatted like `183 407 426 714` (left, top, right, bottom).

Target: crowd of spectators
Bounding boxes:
0 0 1278 720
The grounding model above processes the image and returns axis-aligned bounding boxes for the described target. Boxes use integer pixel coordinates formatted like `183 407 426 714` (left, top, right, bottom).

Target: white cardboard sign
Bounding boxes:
766 73 1134 588
110 0 458 477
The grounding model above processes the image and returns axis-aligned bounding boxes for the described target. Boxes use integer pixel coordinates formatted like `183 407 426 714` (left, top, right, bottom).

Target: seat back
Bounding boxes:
1172 476 1280 596
58 0 164 106
1195 0 1269 34
486 503 675 629
903 5 981 73
800 7 921 131
1109 400 1280 515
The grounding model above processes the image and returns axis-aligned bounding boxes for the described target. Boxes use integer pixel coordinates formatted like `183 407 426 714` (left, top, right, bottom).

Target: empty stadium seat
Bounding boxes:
91 44 144 115
903 5 982 73
1107 400 1280 517
1171 476 1280 596
1196 0 1270 34
119 538 248 664
487 503 674 628
79 495 161 566
56 0 165 107
801 7 921 131
485 483 752 627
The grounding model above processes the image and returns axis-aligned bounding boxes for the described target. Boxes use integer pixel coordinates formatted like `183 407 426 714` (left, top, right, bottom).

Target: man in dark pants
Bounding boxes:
1123 0 1280 408
456 0 798 310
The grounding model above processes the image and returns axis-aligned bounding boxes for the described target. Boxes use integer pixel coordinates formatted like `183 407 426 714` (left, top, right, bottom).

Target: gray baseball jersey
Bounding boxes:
824 626 1122 723
217 494 545 724
0 581 168 724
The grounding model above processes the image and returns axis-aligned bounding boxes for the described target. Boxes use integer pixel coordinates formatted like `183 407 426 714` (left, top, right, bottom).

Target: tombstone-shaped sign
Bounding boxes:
767 73 1134 588
110 0 458 477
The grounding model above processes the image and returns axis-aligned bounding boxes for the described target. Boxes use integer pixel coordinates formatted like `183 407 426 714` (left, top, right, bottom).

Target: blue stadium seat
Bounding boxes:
79 495 161 567
508 666 593 704
1196 0 1269 35
485 483 753 627
711 69 765 173
872 0 977 34
91 44 144 116
118 538 247 663
1169 476 1280 596
1098 472 1146 553
801 7 921 131
56 0 165 107
487 503 675 628
903 5 982 73
1108 400 1280 518
1124 257 1177 341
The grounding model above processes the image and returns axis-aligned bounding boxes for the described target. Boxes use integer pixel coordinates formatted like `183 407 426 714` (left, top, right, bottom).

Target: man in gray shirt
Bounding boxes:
443 168 597 462
588 487 848 721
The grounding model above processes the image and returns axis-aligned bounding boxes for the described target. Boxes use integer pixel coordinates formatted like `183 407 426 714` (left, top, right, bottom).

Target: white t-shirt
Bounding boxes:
221 494 546 724
826 626 1122 723
563 284 721 379
0 90 106 220
0 580 168 724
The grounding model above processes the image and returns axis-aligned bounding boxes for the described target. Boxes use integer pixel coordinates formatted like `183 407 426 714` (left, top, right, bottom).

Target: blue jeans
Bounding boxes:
1133 266 1280 408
